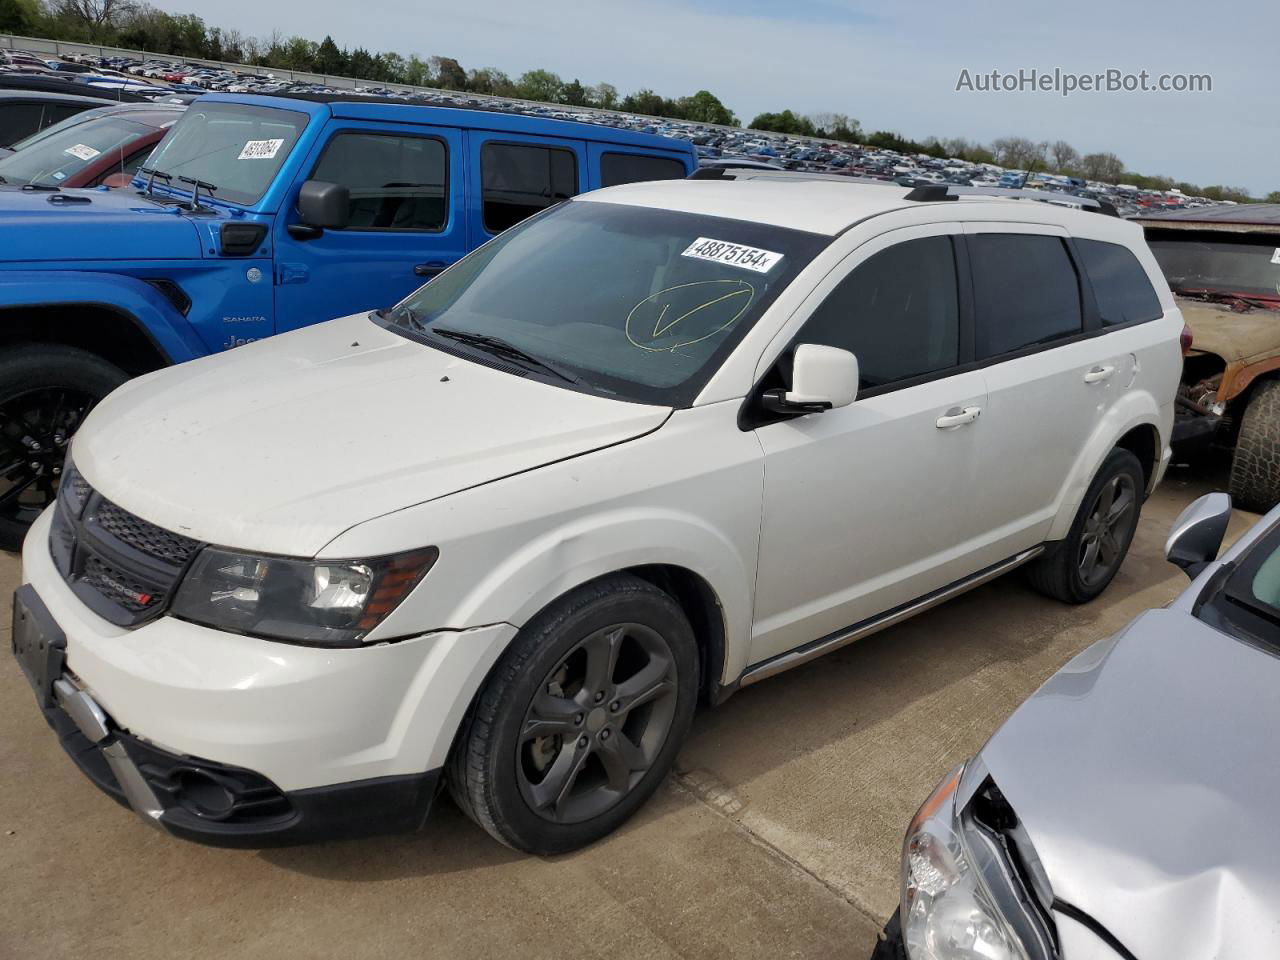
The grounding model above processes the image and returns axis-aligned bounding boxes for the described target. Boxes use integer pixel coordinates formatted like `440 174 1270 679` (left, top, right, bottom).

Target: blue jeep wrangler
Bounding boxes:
0 93 695 547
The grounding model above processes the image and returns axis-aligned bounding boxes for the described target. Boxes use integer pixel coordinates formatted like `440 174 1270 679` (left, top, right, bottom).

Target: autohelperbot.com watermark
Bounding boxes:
955 68 1212 97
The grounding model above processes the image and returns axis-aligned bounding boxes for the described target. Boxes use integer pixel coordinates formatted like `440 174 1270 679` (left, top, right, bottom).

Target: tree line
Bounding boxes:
4 0 1269 201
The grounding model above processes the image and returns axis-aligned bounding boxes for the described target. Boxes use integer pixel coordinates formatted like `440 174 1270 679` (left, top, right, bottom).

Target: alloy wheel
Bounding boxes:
1078 473 1137 587
0 387 94 530
517 622 679 825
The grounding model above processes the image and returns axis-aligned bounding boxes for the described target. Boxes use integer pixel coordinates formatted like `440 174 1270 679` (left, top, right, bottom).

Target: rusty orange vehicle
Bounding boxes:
1138 206 1280 512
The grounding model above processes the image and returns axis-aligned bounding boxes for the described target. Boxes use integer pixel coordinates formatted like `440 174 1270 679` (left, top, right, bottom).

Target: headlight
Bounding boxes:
171 546 438 647
901 765 1034 960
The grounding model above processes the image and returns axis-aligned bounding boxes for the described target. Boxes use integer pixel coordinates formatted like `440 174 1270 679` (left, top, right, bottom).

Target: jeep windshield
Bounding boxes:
141 102 308 206
1149 235 1280 306
0 113 152 187
378 199 830 406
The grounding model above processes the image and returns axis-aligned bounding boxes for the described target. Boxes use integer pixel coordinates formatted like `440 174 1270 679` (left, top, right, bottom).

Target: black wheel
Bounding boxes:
448 573 698 854
1229 379 1280 513
0 346 128 552
1027 448 1144 604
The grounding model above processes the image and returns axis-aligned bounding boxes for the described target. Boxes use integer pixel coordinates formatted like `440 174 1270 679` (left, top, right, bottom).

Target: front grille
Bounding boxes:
93 499 201 565
48 469 205 627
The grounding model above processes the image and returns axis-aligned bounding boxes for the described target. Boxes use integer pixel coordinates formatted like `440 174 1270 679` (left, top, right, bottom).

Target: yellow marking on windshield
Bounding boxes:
627 279 756 353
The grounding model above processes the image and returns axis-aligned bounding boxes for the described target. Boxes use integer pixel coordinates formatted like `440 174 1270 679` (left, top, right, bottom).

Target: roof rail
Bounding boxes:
905 184 1120 217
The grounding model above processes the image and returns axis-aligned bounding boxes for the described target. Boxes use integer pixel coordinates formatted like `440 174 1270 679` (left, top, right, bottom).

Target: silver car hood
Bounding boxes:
979 608 1280 960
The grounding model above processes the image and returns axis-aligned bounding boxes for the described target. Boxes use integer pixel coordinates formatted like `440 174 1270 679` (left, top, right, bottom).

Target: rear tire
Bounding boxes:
447 574 698 855
0 346 128 552
1027 448 1144 604
1229 379 1280 513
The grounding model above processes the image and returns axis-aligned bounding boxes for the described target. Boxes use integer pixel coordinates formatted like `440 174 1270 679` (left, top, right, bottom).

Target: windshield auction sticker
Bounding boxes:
237 138 285 160
681 237 783 274
63 143 100 161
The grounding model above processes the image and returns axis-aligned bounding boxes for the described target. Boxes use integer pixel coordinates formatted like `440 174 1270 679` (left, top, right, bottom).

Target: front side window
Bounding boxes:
971 234 1082 358
310 132 448 231
143 102 309 206
0 114 150 187
481 142 577 233
601 152 687 188
381 199 829 406
1076 238 1163 325
798 236 960 389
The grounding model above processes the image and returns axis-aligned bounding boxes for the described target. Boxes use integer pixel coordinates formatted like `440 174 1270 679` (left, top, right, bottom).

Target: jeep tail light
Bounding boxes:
1180 322 1194 356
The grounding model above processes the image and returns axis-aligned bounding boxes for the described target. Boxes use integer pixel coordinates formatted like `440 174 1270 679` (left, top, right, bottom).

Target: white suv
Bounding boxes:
13 176 1183 854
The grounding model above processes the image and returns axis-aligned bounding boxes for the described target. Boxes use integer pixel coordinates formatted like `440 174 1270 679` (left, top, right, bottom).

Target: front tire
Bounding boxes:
1027 448 1144 604
1229 379 1280 513
447 573 698 855
0 345 129 551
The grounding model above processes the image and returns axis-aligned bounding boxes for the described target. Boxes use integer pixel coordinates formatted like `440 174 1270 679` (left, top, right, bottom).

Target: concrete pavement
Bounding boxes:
0 465 1246 960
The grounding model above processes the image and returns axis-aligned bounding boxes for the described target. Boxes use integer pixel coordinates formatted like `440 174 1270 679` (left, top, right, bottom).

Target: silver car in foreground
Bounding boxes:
873 492 1280 960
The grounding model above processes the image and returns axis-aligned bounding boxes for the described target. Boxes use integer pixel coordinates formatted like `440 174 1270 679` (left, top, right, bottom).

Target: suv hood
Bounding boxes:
1178 297 1280 365
980 608 1280 960
0 186 203 261
74 314 671 555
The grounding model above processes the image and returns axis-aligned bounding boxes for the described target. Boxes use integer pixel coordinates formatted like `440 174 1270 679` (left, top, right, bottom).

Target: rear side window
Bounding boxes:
481 142 577 233
1076 238 1163 325
970 234 1082 358
0 103 46 146
799 236 960 388
311 132 448 231
600 152 687 187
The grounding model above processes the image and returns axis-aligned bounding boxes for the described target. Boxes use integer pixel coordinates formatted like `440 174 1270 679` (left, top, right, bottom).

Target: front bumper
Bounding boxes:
17 506 517 844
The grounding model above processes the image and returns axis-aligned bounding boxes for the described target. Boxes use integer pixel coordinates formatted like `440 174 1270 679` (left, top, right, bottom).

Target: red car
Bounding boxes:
0 101 183 189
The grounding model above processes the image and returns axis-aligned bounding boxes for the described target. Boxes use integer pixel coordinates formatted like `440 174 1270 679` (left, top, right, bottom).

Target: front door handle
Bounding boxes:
414 261 449 277
936 406 982 429
1083 364 1116 384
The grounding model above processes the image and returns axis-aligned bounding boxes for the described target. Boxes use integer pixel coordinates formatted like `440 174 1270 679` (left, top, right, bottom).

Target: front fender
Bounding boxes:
1047 389 1172 541
0 271 206 363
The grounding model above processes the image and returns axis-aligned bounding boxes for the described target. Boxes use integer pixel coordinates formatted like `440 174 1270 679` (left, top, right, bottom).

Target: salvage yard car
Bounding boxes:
13 174 1182 854
874 492 1278 960
0 92 696 549
1137 205 1280 512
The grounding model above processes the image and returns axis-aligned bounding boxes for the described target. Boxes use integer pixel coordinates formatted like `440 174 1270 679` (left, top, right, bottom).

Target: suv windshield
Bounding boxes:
379 199 829 406
142 102 308 206
0 113 152 186
1149 235 1280 304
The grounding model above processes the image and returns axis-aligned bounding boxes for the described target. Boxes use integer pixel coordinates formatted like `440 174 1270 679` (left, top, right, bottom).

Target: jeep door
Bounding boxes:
273 122 467 331
961 225 1126 557
749 225 990 664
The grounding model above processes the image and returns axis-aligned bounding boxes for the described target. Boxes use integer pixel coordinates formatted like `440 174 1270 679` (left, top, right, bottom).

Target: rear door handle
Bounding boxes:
414 261 448 277
1083 364 1116 384
936 406 982 429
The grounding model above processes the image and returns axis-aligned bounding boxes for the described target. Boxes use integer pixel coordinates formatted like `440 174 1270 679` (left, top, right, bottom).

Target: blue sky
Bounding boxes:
151 0 1276 194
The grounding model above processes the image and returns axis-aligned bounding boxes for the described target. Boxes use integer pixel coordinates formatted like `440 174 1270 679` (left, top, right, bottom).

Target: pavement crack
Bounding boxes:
670 767 888 929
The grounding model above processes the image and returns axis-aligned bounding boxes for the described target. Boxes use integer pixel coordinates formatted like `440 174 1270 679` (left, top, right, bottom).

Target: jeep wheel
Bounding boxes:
1229 379 1280 513
1027 448 1144 604
0 346 128 552
448 573 698 855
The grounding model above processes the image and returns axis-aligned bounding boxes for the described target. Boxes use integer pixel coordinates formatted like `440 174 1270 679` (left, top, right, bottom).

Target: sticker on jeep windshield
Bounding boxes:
63 143 100 161
681 237 783 274
237 138 285 160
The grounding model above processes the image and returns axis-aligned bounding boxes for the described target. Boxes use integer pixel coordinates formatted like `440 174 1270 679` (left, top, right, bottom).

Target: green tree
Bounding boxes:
517 68 564 102
430 56 467 90
0 0 34 32
560 78 588 106
315 35 345 75
749 110 815 136
589 82 618 109
1266 191 1280 204
677 90 736 126
347 46 376 79
620 88 673 116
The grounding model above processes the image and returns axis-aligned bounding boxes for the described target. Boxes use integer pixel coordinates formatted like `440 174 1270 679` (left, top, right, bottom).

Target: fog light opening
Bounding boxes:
172 769 236 820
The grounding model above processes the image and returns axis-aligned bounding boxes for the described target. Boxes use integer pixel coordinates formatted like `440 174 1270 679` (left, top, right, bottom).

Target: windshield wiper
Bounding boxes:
431 327 580 384
177 175 218 211
138 165 172 197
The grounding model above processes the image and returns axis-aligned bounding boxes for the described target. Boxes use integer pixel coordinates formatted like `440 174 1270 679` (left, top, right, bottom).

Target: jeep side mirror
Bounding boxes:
1166 492 1232 579
292 180 350 237
762 344 859 416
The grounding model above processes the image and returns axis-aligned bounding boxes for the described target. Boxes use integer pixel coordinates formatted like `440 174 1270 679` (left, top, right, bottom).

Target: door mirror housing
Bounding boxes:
1166 492 1232 579
295 179 350 230
763 344 859 415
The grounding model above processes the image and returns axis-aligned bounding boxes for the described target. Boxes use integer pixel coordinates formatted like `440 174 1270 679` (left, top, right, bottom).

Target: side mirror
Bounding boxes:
294 179 350 232
1166 492 1232 579
763 344 859 415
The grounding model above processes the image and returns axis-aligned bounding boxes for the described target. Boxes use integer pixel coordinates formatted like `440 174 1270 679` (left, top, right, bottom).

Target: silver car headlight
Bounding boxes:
170 546 438 647
901 765 1050 960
